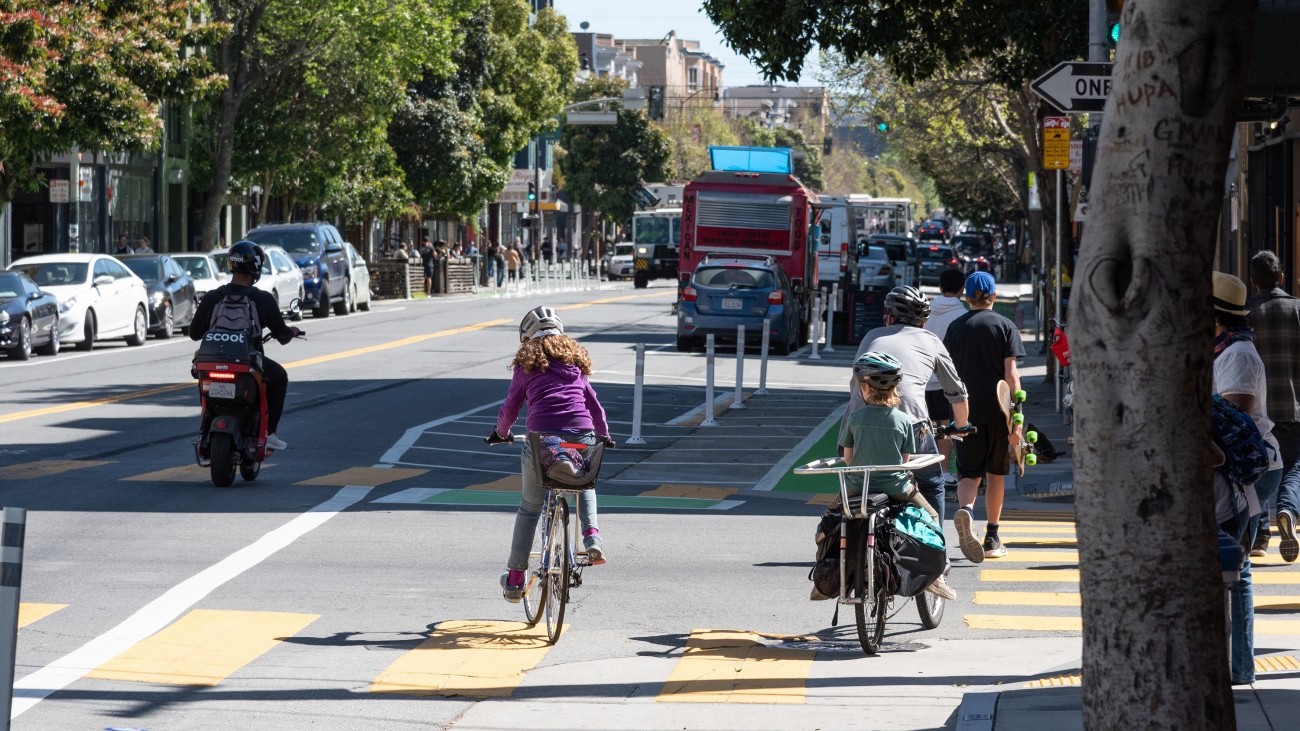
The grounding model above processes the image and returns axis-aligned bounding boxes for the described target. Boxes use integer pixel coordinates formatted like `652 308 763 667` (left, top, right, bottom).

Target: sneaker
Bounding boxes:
954 507 984 563
500 572 523 603
583 534 607 565
546 460 581 481
925 574 957 600
1251 530 1270 558
983 535 1008 559
265 433 288 450
943 472 958 488
1278 509 1299 563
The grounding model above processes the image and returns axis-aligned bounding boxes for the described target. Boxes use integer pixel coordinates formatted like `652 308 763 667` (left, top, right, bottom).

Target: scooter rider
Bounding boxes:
189 240 302 450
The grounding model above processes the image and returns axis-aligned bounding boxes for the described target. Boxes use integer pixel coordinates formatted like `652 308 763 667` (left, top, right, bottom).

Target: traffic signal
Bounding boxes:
647 86 664 121
875 119 890 133
527 182 536 202
1106 0 1124 48
822 136 833 155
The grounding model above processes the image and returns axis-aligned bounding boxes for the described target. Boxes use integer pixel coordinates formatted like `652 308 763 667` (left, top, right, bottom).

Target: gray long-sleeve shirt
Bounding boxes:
839 324 968 443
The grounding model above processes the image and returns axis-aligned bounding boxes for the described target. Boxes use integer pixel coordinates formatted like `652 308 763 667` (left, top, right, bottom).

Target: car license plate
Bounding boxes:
721 298 743 310
208 382 236 399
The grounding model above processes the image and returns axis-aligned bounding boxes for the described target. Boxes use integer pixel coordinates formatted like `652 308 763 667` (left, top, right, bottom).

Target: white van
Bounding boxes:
813 196 860 288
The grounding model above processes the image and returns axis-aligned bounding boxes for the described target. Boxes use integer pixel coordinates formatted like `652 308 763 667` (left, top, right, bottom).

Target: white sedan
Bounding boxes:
172 252 228 302
7 253 148 350
344 242 371 312
211 245 305 320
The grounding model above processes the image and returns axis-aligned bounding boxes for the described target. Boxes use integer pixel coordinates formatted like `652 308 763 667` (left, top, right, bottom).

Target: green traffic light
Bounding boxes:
1109 22 1121 45
876 121 889 133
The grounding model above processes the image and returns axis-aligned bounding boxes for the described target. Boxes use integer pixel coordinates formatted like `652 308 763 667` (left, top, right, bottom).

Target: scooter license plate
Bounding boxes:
208 382 236 399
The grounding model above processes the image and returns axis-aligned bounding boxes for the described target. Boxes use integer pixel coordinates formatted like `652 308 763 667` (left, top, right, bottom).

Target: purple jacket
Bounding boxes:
495 362 609 437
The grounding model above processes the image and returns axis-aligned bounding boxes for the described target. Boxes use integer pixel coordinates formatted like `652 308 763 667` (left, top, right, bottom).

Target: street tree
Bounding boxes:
558 76 671 222
0 1 221 207
657 107 741 183
390 1 576 220
731 118 825 190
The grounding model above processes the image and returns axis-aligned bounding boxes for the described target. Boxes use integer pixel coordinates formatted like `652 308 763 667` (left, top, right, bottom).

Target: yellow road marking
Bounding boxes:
1257 655 1300 671
1252 573 1300 585
993 525 1077 534
122 464 274 482
981 569 1080 583
1000 512 1076 522
1255 595 1300 610
973 591 1081 607
370 620 552 697
560 291 673 310
1024 673 1082 688
657 629 816 704
984 550 1079 563
1001 537 1078 547
0 385 190 425
87 609 318 685
965 615 1082 631
640 485 738 500
464 475 522 492
18 603 67 628
1253 553 1300 567
295 467 427 487
806 493 838 506
1258 620 1300 635
0 460 112 480
283 319 511 369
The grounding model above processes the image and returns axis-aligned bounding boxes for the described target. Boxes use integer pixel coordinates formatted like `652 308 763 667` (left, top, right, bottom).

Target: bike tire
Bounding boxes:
522 501 549 627
544 498 569 644
916 590 945 629
854 530 883 655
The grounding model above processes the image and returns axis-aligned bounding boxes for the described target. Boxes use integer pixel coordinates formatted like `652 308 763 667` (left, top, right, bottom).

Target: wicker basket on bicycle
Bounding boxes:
528 432 606 490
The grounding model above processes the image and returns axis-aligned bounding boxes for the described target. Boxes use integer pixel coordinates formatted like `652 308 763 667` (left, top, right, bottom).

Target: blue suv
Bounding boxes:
244 223 351 317
676 255 800 355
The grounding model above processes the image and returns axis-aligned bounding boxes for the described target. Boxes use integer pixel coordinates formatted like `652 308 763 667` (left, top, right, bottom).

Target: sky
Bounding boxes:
550 0 819 88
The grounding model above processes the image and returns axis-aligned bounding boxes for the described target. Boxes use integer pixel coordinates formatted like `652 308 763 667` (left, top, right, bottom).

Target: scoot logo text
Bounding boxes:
204 332 246 343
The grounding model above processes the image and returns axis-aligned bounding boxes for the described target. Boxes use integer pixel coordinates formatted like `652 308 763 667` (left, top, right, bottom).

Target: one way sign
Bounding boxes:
1031 62 1114 114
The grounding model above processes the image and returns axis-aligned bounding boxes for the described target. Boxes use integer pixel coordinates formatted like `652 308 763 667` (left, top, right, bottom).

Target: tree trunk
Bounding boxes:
200 88 241 249
1073 2 1255 728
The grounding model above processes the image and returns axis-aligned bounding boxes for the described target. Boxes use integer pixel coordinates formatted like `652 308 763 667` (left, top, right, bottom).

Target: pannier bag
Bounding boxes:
886 504 947 597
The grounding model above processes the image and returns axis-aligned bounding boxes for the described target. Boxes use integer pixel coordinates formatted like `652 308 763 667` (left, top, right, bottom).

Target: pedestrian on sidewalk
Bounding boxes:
1247 251 1300 562
1212 271 1281 684
504 244 521 283
923 268 969 489
943 271 1025 563
841 285 971 529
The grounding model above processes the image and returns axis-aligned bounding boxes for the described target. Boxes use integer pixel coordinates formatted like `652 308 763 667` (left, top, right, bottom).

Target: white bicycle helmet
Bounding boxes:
519 305 564 342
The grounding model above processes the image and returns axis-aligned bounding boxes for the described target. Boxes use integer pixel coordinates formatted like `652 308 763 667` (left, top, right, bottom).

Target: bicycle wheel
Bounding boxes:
854 530 886 655
544 498 570 644
916 590 945 629
522 499 550 627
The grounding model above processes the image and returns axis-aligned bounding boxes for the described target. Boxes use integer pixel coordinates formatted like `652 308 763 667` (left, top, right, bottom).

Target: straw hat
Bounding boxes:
1212 272 1250 316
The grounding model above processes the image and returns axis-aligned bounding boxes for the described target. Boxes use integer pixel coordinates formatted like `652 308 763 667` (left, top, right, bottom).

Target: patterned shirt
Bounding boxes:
1246 287 1300 425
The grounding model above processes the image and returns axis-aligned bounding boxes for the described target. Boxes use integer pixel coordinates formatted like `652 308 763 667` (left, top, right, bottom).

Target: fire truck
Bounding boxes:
678 150 819 346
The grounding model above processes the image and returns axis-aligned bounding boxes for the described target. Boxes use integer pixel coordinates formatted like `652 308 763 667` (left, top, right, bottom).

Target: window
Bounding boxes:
104 258 135 280
688 67 699 92
694 266 774 289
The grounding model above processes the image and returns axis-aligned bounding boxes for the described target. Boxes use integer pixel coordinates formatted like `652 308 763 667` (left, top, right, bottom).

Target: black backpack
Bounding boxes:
195 290 262 365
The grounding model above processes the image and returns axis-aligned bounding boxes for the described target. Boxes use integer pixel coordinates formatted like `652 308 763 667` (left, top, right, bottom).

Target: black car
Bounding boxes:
116 254 198 338
917 219 949 242
0 271 60 359
918 244 963 286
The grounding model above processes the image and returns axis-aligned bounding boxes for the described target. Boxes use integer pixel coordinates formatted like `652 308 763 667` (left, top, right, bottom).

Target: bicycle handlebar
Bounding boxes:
484 431 616 449
933 421 978 440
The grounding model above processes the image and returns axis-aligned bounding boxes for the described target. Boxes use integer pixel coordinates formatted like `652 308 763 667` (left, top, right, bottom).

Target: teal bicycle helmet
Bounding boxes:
853 351 903 389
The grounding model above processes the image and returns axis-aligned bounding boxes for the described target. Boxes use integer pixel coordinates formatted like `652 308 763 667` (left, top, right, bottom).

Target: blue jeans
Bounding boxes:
912 421 945 527
1229 468 1281 683
506 433 599 571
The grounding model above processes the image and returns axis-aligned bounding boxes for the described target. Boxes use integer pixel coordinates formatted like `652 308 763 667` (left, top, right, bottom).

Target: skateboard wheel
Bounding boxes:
1014 389 1027 402
1025 453 1038 466
1012 413 1025 425
1026 431 1038 443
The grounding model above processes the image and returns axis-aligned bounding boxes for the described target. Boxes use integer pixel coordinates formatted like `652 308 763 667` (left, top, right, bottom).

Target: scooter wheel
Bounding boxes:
210 433 237 487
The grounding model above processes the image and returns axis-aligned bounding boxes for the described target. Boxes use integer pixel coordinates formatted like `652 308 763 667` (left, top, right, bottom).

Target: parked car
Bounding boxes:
242 222 350 317
865 234 916 287
608 242 635 279
677 255 801 355
0 271 60 359
917 219 949 242
7 254 148 350
343 242 372 312
172 252 227 302
857 245 896 288
211 244 305 320
115 254 199 339
918 244 963 286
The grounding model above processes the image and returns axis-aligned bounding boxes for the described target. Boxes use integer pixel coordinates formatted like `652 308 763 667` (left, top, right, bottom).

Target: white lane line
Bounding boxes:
379 400 503 464
752 406 845 491
11 485 373 718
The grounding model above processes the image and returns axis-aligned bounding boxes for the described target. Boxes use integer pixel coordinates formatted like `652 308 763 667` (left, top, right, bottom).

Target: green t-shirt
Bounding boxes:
839 404 917 497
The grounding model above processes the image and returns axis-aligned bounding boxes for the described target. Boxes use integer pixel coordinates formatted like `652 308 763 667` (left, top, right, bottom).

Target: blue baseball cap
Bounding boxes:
965 271 997 298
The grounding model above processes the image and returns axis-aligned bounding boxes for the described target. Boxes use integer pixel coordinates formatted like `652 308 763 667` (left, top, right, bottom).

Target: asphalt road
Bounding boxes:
1 279 1288 730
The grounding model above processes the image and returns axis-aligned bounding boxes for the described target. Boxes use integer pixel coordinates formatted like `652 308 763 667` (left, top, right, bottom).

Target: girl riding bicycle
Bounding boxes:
492 306 612 603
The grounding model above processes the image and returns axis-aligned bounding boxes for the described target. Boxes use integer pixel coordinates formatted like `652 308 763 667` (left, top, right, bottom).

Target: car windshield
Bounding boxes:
177 257 213 279
246 230 318 254
694 266 774 289
121 258 162 282
920 247 954 261
0 273 23 298
634 217 676 245
614 244 634 257
11 261 88 286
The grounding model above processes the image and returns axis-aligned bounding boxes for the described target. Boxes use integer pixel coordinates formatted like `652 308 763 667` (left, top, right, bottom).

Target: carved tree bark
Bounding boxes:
1074 1 1256 728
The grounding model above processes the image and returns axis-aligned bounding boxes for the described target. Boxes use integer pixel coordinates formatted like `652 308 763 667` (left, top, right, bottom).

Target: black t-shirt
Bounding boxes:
943 308 1025 423
189 283 294 352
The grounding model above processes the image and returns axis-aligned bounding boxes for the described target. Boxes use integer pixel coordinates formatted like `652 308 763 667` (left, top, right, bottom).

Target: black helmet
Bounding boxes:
853 351 904 390
884 285 930 325
227 240 265 283
519 305 563 342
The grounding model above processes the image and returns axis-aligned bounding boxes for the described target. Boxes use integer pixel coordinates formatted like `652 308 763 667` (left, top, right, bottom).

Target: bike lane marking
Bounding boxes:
10 485 372 719
657 629 817 704
370 619 552 697
18 604 67 628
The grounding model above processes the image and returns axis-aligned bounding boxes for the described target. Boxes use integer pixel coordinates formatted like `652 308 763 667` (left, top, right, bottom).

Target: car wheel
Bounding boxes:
292 287 305 321
334 279 350 315
77 311 96 351
634 271 649 289
773 331 792 356
10 317 31 361
314 281 330 318
36 317 59 357
348 281 358 313
676 336 693 352
157 304 174 339
358 282 370 311
126 306 147 346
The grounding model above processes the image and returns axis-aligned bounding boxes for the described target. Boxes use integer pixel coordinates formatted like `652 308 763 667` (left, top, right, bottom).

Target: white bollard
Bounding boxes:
627 343 648 445
702 334 718 427
732 324 746 409
809 291 823 360
756 317 770 395
824 283 837 353
0 507 26 725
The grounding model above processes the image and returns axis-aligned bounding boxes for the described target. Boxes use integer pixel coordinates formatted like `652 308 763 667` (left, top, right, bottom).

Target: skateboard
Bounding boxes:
997 380 1038 476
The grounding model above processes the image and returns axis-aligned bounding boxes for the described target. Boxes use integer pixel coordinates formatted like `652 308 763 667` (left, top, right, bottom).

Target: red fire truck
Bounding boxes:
679 169 819 345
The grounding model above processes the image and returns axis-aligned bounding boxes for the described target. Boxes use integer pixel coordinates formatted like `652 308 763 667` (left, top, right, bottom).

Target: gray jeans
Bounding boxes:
506 433 600 570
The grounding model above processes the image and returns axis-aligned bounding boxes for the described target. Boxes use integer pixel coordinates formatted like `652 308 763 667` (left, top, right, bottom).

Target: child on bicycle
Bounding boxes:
491 306 613 603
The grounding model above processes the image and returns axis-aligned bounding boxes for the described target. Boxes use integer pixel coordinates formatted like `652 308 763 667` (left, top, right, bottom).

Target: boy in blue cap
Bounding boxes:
942 271 1026 563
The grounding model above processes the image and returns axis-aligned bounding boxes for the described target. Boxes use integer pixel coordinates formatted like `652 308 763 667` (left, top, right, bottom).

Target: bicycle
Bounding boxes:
795 422 974 654
485 431 611 644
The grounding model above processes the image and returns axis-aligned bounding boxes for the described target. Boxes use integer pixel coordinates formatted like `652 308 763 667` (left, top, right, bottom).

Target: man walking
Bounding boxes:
923 268 969 489
1247 251 1300 562
943 271 1026 562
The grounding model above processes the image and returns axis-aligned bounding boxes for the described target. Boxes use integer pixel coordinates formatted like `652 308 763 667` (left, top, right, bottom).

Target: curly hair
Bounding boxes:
510 334 593 375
